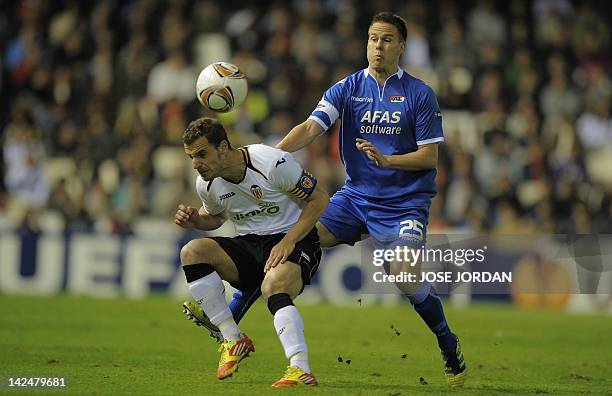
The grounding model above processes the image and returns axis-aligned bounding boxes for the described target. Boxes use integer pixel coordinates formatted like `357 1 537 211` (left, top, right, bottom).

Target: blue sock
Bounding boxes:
228 287 261 323
408 284 456 353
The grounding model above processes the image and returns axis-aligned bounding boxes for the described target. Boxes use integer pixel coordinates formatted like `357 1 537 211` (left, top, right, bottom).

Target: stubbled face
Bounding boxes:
366 22 405 73
184 136 227 181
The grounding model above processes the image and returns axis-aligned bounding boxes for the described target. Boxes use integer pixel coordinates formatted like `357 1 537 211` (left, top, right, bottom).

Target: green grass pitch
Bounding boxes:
1 294 611 395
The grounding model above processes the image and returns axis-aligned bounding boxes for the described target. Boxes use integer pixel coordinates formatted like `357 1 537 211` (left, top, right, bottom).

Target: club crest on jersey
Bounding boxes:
300 175 314 189
250 184 263 199
390 95 405 102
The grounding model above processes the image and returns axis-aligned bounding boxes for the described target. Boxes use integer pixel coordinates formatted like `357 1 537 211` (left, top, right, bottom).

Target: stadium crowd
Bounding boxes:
1 0 610 235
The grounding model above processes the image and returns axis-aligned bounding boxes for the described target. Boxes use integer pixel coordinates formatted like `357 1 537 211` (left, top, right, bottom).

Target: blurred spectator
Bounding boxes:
471 68 504 111
467 0 506 47
576 94 611 150
444 148 474 226
147 49 195 104
2 115 50 213
115 29 158 98
402 21 431 70
539 53 581 118
474 129 523 200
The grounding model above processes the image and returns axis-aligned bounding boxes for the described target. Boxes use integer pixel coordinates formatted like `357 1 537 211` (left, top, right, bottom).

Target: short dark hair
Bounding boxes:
369 12 408 42
182 117 231 148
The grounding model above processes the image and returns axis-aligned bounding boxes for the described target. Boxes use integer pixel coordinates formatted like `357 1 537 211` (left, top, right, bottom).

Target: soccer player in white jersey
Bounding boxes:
176 117 328 387
274 12 467 387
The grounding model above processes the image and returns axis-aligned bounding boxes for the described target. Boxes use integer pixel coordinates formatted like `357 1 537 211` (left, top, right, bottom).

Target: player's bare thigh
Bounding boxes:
261 261 303 301
316 221 340 248
180 237 240 284
389 252 422 295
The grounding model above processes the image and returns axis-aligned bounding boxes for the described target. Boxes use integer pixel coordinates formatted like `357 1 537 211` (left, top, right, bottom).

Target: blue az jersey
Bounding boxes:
309 68 444 206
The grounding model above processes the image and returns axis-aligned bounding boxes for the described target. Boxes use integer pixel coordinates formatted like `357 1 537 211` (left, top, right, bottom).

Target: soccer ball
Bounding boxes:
196 62 248 113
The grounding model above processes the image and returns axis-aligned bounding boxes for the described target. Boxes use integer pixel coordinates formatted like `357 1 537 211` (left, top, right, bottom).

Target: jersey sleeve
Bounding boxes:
196 177 224 215
307 77 349 132
268 152 318 200
415 85 444 146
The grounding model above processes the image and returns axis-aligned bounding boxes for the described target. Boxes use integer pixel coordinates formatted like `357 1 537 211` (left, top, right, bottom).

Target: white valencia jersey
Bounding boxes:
195 144 317 236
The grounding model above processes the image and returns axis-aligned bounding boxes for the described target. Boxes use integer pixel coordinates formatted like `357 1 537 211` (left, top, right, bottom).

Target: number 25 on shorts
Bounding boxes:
398 219 424 241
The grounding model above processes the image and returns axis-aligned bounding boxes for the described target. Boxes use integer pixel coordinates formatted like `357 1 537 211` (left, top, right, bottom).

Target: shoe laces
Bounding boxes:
218 340 234 364
282 366 302 379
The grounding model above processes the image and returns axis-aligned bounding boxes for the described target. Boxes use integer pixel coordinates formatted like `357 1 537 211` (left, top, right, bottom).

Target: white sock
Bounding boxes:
290 351 310 374
188 272 241 342
274 305 310 373
216 318 242 342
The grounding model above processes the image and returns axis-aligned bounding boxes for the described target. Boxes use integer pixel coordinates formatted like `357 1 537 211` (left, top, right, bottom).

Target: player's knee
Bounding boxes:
404 281 432 305
387 259 421 295
261 275 286 300
180 239 215 266
398 281 420 296
179 241 199 266
262 264 303 300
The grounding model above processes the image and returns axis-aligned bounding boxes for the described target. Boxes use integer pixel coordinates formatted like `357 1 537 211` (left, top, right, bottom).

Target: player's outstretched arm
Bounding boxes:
276 119 324 153
264 184 329 271
174 204 227 231
356 138 438 170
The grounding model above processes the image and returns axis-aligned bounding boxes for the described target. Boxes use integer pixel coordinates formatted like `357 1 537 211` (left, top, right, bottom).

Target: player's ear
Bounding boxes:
218 139 229 154
400 40 406 52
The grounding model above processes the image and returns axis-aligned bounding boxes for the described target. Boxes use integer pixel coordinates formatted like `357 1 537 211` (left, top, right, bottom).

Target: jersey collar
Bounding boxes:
363 67 404 80
221 146 269 184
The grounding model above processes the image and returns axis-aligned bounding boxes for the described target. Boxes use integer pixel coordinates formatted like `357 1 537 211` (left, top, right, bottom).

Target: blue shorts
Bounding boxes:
319 187 430 248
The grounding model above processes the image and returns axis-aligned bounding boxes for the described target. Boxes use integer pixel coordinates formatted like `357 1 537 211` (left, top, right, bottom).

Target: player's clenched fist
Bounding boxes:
175 204 198 228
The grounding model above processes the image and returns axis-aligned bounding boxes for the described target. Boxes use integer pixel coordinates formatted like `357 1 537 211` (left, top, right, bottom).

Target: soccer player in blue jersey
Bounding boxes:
183 11 466 387
275 11 467 387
